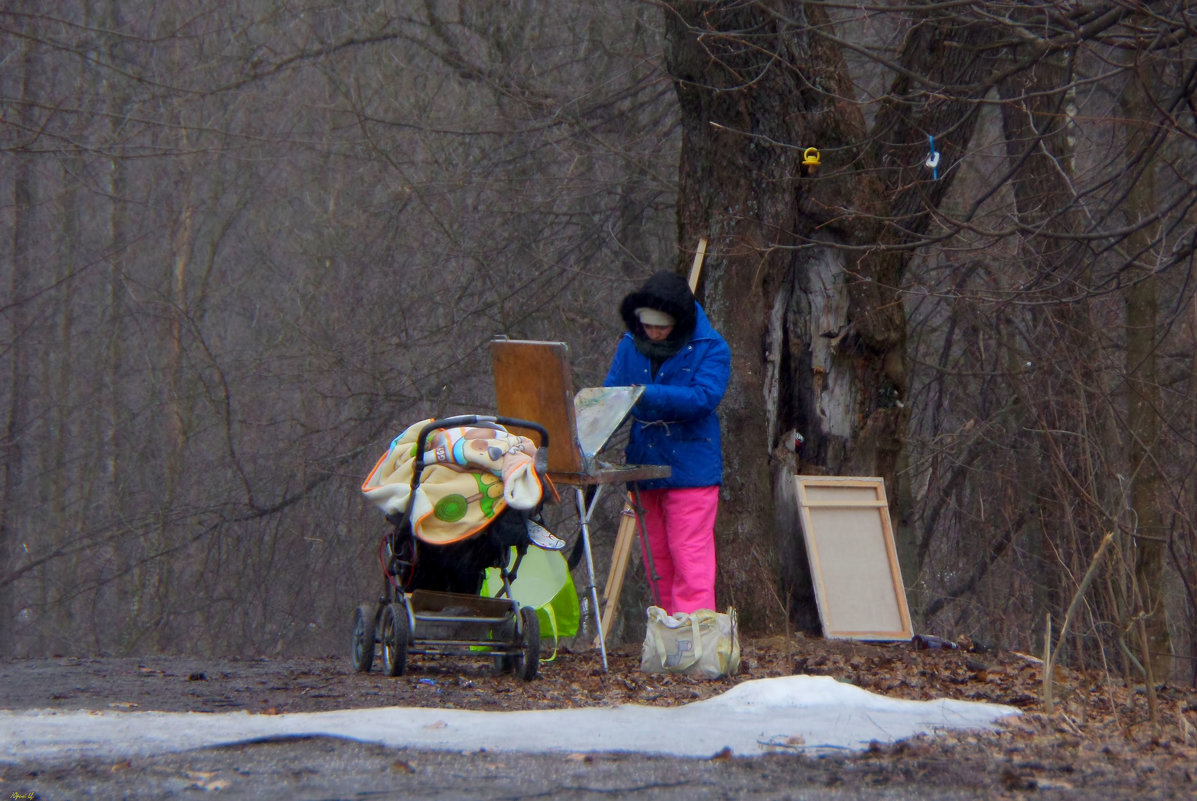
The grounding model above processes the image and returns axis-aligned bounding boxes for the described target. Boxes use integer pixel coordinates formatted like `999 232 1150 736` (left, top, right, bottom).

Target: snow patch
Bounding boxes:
1 675 1019 761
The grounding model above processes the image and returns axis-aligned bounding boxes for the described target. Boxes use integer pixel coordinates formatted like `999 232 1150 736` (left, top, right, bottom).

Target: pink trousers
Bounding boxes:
637 486 719 615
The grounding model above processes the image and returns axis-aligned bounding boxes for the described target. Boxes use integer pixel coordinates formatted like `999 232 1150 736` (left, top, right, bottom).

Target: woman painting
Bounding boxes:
604 271 731 615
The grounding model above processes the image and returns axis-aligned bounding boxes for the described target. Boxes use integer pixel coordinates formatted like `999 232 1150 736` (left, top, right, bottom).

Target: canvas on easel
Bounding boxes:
794 476 912 641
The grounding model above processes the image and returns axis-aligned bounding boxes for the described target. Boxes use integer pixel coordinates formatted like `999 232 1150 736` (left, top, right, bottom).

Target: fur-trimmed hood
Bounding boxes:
618 271 698 343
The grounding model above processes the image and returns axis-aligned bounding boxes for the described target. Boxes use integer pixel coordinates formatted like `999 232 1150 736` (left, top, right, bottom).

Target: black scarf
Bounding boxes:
634 334 685 378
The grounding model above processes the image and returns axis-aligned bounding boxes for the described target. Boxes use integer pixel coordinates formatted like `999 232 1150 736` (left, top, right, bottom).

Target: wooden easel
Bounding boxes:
490 339 668 670
597 238 708 641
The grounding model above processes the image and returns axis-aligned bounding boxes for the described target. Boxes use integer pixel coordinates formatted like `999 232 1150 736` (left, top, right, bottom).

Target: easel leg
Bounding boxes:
597 495 637 644
631 484 663 609
574 485 608 671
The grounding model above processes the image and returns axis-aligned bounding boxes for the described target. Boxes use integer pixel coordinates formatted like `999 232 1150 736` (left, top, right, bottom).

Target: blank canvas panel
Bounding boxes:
794 476 912 641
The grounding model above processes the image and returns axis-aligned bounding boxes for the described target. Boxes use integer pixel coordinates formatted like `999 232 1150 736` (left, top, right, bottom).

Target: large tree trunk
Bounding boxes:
101 0 137 652
1 6 37 649
663 1 998 631
1120 57 1173 681
996 38 1102 664
663 2 867 629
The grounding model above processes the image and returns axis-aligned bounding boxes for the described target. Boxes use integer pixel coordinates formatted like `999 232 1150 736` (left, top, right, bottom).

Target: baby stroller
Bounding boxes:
351 414 558 681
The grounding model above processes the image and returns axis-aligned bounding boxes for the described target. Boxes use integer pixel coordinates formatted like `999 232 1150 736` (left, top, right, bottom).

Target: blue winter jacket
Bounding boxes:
603 304 730 490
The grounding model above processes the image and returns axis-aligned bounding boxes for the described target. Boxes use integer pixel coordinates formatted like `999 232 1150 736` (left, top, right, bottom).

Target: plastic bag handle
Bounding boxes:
650 616 670 666
689 613 704 665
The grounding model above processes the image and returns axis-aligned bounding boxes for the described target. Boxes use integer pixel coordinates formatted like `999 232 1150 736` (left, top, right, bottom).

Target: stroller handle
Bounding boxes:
410 415 550 494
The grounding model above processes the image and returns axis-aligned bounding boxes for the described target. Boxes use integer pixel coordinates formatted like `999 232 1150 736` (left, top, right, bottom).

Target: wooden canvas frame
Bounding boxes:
794 476 912 641
490 339 584 475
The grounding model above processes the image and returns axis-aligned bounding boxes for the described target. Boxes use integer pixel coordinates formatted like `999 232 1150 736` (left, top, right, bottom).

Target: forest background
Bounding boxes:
2 1 1194 687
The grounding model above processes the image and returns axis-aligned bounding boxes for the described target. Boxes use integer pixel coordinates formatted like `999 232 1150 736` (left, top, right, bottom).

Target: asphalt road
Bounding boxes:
5 734 1009 801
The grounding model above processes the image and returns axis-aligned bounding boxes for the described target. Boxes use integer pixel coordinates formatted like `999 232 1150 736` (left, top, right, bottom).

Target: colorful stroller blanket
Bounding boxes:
361 419 543 545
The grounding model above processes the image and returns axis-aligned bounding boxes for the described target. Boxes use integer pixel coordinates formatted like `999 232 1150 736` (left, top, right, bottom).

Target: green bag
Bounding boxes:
483 547 580 657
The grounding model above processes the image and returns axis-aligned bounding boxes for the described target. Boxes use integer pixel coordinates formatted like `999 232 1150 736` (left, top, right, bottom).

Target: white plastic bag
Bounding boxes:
640 606 741 679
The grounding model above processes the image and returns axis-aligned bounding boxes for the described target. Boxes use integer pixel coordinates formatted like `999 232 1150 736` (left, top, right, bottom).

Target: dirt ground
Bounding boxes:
3 635 1196 799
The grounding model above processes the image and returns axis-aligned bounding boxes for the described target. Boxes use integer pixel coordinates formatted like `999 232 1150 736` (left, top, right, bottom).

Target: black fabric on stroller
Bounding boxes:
387 505 533 596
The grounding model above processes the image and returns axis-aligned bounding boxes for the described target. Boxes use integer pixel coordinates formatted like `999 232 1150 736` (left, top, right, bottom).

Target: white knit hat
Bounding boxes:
636 307 676 327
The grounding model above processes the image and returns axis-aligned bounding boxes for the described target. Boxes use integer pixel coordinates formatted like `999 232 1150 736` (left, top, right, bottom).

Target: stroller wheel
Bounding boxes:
512 605 540 681
380 601 410 677
351 603 378 673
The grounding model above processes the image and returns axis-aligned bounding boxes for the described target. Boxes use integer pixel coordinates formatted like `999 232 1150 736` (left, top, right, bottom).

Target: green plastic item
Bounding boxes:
483 546 580 655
